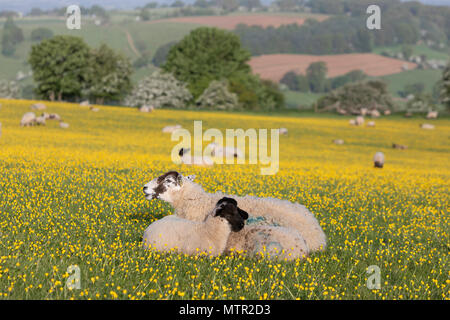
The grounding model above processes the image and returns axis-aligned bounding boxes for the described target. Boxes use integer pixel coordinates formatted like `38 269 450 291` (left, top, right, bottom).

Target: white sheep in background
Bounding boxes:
384 110 391 116
366 121 375 127
143 171 326 253
139 105 154 113
178 148 213 166
35 115 46 126
20 112 36 127
421 123 435 130
31 103 46 111
355 116 365 126
206 142 243 159
349 119 357 125
162 124 182 133
278 128 288 135
142 197 248 256
373 152 385 168
59 121 69 129
426 111 438 119
80 100 90 107
43 113 61 121
333 139 344 145
370 109 380 118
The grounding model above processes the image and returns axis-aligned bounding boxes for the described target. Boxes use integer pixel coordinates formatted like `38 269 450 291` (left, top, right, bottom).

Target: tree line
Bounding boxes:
280 62 367 93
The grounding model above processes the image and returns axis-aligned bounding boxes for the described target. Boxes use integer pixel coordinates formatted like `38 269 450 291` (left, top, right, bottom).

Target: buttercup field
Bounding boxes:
0 98 448 300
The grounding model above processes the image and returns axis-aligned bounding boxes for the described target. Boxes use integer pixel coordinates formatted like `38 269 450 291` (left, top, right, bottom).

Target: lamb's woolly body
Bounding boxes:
142 215 231 256
226 225 309 260
169 180 326 252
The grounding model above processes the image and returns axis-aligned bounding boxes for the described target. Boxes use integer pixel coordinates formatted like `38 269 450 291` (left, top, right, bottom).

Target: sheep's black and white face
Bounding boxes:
143 171 195 202
214 197 249 232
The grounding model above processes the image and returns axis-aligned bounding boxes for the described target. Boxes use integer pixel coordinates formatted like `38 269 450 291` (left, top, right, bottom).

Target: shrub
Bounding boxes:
0 80 20 99
196 80 239 110
125 71 192 109
315 80 394 113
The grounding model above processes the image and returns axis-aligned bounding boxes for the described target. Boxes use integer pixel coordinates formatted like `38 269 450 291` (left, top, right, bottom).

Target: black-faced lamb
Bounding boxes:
142 197 248 256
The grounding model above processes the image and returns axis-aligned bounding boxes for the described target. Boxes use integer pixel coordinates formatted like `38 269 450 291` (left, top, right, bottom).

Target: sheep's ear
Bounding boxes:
238 208 249 220
185 174 196 182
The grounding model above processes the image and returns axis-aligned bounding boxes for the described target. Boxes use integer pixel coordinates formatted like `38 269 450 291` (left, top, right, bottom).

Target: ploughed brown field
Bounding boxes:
249 53 418 82
149 14 328 29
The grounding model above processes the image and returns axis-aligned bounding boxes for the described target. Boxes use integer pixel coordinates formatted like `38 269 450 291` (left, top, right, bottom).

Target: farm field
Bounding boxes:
249 54 418 82
381 69 444 97
0 99 448 300
148 13 327 30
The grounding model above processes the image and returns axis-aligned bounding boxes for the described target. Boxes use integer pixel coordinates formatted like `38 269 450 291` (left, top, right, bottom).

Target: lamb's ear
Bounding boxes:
238 208 249 220
185 174 196 182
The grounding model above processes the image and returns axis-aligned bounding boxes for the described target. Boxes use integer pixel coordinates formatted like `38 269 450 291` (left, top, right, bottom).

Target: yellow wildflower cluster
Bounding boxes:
0 99 448 300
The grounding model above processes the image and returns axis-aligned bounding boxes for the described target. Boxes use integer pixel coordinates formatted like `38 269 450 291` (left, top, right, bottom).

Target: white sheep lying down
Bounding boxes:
143 171 326 259
143 197 248 256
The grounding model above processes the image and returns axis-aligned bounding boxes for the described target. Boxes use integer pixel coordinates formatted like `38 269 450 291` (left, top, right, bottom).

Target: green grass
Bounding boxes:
380 69 443 96
284 91 323 109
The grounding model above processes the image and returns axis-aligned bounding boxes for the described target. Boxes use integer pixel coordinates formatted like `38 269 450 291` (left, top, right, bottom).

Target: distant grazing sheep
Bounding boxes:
333 139 344 145
35 115 46 126
162 125 182 133
207 142 243 159
373 152 385 168
90 106 100 112
20 112 36 127
142 197 248 256
43 113 61 121
31 103 46 111
384 110 391 116
366 121 375 127
349 119 357 125
278 128 288 135
356 116 365 126
392 143 407 150
80 100 90 107
360 108 368 116
370 109 380 118
59 121 69 129
421 123 435 130
139 105 154 113
178 148 213 166
426 111 438 119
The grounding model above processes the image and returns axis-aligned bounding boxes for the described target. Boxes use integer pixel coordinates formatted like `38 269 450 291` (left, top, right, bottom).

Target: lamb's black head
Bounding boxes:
214 197 248 232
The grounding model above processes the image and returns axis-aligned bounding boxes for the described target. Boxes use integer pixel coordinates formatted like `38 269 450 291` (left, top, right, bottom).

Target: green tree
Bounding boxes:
297 74 309 92
171 0 185 7
441 62 450 110
194 0 209 8
28 35 91 101
1 17 24 56
87 44 133 104
280 71 299 91
402 44 413 61
152 41 178 67
30 27 54 42
163 27 251 98
307 61 328 93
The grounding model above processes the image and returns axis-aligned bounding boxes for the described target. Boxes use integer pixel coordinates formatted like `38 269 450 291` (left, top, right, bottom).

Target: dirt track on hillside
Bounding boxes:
248 54 418 81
